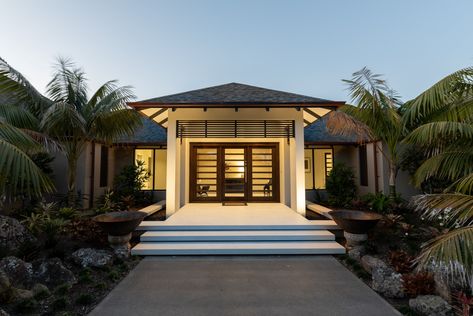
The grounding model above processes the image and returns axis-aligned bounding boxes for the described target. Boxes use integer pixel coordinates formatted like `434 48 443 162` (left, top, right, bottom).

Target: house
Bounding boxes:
51 83 418 255
61 82 417 210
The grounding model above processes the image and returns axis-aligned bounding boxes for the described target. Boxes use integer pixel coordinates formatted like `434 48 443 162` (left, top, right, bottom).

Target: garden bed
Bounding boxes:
0 204 147 316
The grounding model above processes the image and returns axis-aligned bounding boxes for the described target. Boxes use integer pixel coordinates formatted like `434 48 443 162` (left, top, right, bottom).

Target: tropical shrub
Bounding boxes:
325 163 356 207
389 250 415 274
402 272 435 297
113 161 151 206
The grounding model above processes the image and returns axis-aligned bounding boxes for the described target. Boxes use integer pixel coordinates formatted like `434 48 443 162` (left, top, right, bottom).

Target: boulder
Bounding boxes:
409 295 453 316
372 265 404 298
33 258 76 288
71 248 114 268
0 269 10 296
0 215 36 251
0 256 33 288
361 255 387 274
31 283 49 297
11 288 34 303
347 245 365 261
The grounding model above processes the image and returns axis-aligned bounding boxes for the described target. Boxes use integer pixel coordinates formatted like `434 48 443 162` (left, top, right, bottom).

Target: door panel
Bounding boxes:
223 147 247 201
190 143 279 202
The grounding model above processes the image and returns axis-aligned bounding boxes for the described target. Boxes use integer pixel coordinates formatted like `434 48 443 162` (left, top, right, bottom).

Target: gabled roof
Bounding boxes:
130 83 343 107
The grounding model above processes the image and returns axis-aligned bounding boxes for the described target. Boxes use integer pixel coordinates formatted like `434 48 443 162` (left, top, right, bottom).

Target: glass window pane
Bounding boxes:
305 149 314 189
154 149 167 190
135 149 154 190
314 148 333 189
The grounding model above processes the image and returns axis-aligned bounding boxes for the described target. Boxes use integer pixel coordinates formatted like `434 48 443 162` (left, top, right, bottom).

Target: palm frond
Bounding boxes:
0 120 42 152
40 102 86 139
89 109 141 144
413 193 473 227
416 226 473 288
87 80 119 108
405 121 473 147
46 57 88 108
403 67 473 125
0 104 39 130
0 57 51 115
0 138 54 197
414 150 473 186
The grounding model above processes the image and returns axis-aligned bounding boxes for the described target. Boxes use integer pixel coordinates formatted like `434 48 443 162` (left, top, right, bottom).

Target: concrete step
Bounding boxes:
137 220 339 231
140 230 335 242
131 241 345 255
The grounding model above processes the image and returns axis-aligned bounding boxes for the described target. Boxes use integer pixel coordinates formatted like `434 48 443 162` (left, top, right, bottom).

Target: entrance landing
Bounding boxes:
132 203 344 255
138 203 338 230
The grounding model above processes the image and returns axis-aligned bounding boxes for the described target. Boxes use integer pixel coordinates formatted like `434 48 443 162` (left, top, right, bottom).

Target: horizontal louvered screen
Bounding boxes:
176 120 295 138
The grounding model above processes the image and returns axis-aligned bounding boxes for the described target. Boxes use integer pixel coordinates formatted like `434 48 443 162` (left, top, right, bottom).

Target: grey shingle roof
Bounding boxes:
304 116 360 144
115 117 167 144
134 83 339 105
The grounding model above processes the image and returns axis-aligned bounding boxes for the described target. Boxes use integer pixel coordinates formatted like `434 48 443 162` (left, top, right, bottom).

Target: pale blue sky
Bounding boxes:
2 0 472 102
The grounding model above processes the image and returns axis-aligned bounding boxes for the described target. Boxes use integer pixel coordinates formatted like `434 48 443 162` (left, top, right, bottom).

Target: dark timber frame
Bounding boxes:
189 142 280 203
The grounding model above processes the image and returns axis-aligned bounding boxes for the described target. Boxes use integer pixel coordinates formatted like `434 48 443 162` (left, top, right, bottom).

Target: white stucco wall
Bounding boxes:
166 107 305 217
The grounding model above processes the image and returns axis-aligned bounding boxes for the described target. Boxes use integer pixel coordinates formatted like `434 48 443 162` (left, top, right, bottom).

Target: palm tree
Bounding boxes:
0 105 55 198
328 67 404 198
0 57 142 205
0 62 55 199
403 66 473 290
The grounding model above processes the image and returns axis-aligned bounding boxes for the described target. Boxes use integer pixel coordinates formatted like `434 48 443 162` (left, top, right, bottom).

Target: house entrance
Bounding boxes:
190 143 279 203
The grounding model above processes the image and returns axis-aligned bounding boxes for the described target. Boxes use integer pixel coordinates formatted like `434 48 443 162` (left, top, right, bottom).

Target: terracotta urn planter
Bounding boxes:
93 211 147 258
329 210 382 247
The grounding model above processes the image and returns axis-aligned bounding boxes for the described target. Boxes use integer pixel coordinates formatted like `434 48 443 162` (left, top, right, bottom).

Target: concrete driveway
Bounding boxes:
90 256 401 316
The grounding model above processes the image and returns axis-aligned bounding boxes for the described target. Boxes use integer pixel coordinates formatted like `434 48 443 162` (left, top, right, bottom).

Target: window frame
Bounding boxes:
304 145 334 190
133 146 167 191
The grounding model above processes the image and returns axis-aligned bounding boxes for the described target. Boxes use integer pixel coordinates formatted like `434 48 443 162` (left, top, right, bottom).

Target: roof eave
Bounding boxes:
128 101 345 109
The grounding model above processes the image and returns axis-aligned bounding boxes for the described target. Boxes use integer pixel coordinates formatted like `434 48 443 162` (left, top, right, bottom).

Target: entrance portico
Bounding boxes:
127 83 345 255
128 83 343 218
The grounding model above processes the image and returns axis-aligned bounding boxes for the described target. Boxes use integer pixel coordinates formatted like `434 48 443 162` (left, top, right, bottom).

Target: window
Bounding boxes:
359 145 368 186
304 147 333 190
134 148 167 190
100 146 108 187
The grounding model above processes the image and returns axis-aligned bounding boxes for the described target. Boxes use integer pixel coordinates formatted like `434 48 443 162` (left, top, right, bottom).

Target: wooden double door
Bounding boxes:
190 143 280 203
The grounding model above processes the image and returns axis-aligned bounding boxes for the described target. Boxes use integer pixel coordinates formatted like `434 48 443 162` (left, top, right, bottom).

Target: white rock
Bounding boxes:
409 295 453 316
72 248 114 268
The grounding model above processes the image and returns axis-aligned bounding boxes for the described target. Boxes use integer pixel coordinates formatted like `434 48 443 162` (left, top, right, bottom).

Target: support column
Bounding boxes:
290 118 306 215
165 112 180 217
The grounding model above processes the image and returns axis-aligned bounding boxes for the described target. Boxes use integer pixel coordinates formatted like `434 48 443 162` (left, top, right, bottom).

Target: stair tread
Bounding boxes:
133 240 345 250
141 230 334 237
137 220 339 231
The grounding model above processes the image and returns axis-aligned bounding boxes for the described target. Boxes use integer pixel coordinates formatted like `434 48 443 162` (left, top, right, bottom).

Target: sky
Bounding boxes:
1 0 472 102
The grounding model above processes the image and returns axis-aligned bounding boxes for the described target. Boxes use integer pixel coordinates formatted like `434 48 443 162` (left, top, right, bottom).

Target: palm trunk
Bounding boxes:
67 155 77 207
388 160 397 200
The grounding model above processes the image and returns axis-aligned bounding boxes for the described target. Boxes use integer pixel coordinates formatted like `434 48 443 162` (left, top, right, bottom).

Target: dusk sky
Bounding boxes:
2 0 472 102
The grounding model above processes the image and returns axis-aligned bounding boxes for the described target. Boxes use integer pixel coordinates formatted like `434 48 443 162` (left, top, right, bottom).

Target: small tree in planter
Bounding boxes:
325 163 357 208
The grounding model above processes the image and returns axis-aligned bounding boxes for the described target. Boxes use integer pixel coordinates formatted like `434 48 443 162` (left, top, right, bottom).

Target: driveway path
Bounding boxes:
90 256 400 316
